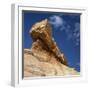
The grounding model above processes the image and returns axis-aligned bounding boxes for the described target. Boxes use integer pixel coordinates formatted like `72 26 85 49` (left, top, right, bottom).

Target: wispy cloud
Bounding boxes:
48 15 80 46
49 15 64 28
73 23 80 46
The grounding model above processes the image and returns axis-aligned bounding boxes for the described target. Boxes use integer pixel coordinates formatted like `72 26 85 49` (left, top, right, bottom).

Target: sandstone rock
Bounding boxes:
30 19 67 65
24 49 79 77
24 19 79 78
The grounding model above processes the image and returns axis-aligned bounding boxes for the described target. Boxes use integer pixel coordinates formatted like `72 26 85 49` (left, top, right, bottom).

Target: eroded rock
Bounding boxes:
24 19 79 77
30 19 68 65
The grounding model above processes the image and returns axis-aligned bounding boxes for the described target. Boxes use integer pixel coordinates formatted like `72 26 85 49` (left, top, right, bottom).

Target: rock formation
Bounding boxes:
24 19 79 77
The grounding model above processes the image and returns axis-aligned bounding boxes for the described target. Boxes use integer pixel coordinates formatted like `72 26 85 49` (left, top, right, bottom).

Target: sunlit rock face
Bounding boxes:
24 19 79 77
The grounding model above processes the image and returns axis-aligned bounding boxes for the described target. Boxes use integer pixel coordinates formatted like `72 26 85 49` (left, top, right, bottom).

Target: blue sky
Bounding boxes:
23 11 80 72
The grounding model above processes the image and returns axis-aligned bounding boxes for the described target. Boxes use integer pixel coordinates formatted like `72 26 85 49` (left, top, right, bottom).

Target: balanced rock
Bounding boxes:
24 19 79 77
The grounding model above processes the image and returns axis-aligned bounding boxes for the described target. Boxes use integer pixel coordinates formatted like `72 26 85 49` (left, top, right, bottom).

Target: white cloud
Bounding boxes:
74 23 80 32
49 15 80 46
49 15 64 28
73 23 80 46
73 32 80 38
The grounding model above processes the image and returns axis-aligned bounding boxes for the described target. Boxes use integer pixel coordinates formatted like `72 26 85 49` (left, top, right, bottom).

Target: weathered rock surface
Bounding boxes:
24 19 79 77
